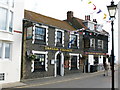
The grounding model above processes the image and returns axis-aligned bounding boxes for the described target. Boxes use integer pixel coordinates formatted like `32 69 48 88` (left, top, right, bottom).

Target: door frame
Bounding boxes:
54 51 64 77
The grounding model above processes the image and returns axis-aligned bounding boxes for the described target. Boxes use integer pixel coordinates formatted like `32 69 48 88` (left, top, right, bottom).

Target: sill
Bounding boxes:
0 30 13 35
0 59 12 62
71 46 78 49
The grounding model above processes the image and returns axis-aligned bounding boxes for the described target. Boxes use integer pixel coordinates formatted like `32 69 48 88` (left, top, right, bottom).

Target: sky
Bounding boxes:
24 0 119 63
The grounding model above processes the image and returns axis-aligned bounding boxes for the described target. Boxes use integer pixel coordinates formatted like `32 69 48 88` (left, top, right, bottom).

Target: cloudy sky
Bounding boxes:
24 0 119 62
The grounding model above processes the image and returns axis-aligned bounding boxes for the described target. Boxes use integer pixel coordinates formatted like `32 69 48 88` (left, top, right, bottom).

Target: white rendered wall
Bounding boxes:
0 0 24 84
98 55 103 64
88 55 94 65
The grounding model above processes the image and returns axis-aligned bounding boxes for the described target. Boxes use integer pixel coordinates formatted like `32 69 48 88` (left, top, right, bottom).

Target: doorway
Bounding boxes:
57 54 61 75
54 51 64 77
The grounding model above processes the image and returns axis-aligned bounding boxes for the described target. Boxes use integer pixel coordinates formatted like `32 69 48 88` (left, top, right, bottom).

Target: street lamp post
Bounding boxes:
107 0 117 90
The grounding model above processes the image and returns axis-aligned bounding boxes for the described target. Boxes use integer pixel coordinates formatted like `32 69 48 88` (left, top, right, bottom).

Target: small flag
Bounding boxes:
88 1 92 4
79 32 83 35
93 4 96 10
68 38 75 48
97 9 102 14
103 14 107 19
90 33 92 35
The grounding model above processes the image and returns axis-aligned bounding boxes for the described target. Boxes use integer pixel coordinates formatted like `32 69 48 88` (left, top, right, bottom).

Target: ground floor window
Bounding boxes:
34 54 45 72
0 41 11 60
71 56 78 70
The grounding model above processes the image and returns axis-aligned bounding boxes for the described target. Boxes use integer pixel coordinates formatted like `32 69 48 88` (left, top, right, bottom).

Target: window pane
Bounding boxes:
5 43 10 59
26 27 33 39
0 42 2 58
0 8 7 30
35 27 46 41
71 56 77 70
0 0 8 5
57 31 62 43
9 0 14 7
71 35 77 45
9 11 13 32
34 54 45 71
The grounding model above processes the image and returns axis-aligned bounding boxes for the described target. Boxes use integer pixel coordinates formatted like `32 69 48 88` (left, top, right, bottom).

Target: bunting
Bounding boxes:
88 1 92 4
68 38 75 48
103 13 107 19
97 9 102 14
86 0 109 21
93 4 96 10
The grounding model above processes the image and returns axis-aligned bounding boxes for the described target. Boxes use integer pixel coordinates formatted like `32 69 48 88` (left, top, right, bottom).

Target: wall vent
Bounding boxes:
0 73 5 81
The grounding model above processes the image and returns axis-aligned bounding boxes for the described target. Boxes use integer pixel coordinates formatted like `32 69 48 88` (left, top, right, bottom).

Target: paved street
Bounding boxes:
2 65 118 89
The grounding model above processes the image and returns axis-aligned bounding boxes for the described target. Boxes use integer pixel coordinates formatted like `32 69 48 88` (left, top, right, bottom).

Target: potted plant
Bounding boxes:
28 54 36 61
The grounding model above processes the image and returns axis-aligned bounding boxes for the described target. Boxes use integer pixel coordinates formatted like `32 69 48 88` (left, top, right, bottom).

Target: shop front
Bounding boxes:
83 52 108 73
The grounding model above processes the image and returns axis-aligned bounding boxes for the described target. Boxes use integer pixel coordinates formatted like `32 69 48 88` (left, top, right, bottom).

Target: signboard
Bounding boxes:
45 46 72 52
85 52 106 55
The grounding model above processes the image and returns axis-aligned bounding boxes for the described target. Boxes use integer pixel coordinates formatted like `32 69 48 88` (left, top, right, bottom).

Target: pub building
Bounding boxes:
65 11 109 73
21 10 84 79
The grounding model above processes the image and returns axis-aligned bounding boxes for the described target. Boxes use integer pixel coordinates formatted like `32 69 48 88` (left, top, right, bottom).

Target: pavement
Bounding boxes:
1 65 118 89
1 71 105 89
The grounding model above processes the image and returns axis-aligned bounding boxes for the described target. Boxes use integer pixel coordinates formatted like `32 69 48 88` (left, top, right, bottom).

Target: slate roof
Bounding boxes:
24 10 76 31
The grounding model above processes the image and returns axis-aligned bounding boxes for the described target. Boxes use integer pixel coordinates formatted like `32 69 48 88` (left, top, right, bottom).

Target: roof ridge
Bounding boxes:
25 9 65 23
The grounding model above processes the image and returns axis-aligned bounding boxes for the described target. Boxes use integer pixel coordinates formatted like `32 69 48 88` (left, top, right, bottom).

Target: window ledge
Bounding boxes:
0 30 13 35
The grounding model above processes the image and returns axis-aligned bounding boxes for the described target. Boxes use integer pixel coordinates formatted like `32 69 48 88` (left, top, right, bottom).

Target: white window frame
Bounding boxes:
55 29 64 47
98 40 103 49
69 32 79 48
90 38 95 49
0 0 14 33
31 50 48 72
32 24 48 45
69 53 80 70
0 41 12 61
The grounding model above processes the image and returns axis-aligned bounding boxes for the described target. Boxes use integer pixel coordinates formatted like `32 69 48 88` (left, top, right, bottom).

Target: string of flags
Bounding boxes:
81 0 111 23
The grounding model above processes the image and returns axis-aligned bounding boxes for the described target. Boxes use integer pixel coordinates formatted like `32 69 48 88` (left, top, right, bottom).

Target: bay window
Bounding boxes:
0 0 14 32
9 11 13 32
0 8 7 30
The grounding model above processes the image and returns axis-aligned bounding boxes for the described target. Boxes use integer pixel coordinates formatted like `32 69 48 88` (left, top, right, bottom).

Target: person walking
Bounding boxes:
103 62 109 76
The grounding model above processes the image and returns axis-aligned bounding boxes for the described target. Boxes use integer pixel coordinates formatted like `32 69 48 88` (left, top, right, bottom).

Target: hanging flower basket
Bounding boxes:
28 54 36 61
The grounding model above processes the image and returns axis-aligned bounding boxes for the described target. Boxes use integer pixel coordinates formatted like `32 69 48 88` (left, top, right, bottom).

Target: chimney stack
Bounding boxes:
67 11 73 22
93 19 97 23
85 15 91 21
88 15 90 21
